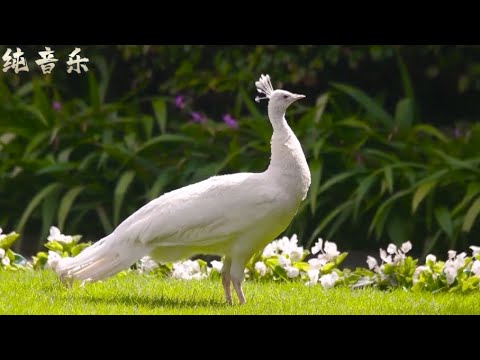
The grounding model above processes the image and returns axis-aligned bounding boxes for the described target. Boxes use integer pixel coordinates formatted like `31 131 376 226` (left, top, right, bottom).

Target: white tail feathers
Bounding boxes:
55 234 144 284
255 74 274 100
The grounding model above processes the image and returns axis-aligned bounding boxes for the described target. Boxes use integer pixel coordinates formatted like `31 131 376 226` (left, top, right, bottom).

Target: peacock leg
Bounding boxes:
221 257 232 305
231 261 246 305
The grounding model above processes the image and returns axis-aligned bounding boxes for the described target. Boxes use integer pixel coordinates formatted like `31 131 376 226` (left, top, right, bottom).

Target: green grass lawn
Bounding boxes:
1 271 480 314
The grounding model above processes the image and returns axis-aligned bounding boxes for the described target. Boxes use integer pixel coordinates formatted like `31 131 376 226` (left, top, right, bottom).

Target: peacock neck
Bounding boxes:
266 110 311 200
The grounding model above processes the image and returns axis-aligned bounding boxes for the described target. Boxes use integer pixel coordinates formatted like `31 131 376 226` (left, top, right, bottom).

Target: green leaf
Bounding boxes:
394 98 414 132
15 82 34 98
58 186 85 230
96 205 113 234
370 189 412 239
78 152 98 171
396 53 415 99
0 233 20 249
433 149 479 172
309 160 322 215
41 188 60 240
240 87 263 120
18 104 48 127
422 230 443 258
317 170 361 195
71 243 91 257
462 196 480 233
363 148 399 163
308 200 354 248
314 93 329 123
45 241 63 252
452 182 480 216
353 174 377 221
36 162 77 175
136 134 194 154
23 132 49 158
412 180 437 213
334 252 349 267
434 207 453 239
113 171 136 225
88 72 101 110
336 117 372 132
152 98 167 134
384 166 394 194
16 182 62 235
387 215 411 245
141 115 154 140
412 124 449 143
321 262 336 273
331 83 393 127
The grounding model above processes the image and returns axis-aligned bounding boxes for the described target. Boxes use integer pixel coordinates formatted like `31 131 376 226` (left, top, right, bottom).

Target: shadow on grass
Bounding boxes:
77 293 227 309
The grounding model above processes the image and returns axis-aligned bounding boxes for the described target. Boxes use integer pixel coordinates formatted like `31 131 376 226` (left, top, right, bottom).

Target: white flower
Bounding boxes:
311 239 323 255
319 272 339 289
426 254 437 264
393 252 405 264
366 256 378 270
387 244 397 254
262 243 277 258
306 269 319 285
276 236 292 255
138 256 159 273
471 260 480 276
190 260 201 273
289 234 299 246
46 251 62 269
470 246 480 256
171 260 205 280
210 260 223 273
2 256 10 266
171 266 187 280
448 250 457 260
454 252 467 269
0 248 5 259
278 255 291 268
401 241 412 254
379 249 392 264
308 258 327 270
47 226 73 243
0 227 5 240
444 265 457 285
290 246 304 262
285 266 300 278
191 272 206 280
413 265 429 282
324 241 340 258
254 261 267 277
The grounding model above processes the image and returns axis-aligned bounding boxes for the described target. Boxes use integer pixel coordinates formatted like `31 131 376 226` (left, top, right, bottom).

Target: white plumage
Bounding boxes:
55 74 311 304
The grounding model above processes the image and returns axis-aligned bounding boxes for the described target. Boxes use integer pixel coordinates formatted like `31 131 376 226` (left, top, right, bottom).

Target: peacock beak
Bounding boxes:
292 94 306 101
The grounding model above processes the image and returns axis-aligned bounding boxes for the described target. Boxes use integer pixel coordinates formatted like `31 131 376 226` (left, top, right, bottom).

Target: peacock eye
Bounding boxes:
283 95 288 99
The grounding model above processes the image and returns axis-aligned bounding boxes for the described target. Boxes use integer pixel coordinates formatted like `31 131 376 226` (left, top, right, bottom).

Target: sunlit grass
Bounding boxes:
1 271 480 314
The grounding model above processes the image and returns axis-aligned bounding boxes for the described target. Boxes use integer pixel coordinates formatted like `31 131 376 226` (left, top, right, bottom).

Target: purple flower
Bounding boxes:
52 101 61 112
190 111 206 124
174 95 185 109
222 114 238 129
454 127 461 139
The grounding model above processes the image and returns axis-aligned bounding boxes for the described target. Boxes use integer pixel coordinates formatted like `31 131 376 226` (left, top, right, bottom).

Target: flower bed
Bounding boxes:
1 226 479 293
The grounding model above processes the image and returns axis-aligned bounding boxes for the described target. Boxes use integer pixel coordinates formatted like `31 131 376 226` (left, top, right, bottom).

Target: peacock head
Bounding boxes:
255 74 305 115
